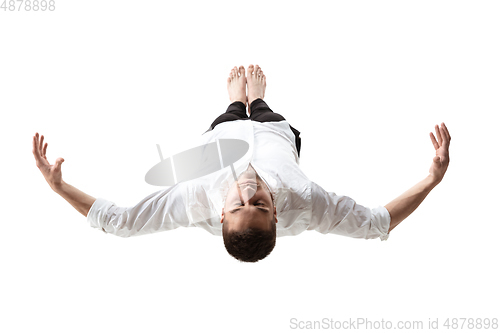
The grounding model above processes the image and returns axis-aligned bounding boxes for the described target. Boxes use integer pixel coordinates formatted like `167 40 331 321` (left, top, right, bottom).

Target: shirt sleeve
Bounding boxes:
309 181 391 241
86 183 190 238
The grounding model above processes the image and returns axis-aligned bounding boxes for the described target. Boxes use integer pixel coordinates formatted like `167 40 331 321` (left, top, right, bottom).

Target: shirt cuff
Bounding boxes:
371 206 391 241
87 198 116 232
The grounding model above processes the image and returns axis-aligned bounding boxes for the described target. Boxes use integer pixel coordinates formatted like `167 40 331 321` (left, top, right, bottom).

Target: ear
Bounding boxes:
274 206 278 223
220 208 224 223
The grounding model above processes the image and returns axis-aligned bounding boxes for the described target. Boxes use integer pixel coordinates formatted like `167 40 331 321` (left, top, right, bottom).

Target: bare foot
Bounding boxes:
227 66 247 107
247 64 266 113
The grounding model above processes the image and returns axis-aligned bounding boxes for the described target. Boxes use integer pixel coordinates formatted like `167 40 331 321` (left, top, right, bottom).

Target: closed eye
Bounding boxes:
234 201 265 206
230 203 269 213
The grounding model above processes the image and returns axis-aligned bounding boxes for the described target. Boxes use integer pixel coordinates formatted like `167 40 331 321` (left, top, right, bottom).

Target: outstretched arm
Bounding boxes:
32 132 194 238
384 123 451 232
32 133 96 217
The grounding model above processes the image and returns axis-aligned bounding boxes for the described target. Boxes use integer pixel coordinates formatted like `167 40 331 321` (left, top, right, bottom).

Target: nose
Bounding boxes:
239 184 257 203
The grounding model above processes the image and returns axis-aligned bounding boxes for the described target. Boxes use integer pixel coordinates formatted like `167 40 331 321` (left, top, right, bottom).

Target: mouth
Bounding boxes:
239 181 257 186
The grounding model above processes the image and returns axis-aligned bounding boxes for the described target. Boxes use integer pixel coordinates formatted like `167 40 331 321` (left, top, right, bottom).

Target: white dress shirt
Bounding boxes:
87 119 391 241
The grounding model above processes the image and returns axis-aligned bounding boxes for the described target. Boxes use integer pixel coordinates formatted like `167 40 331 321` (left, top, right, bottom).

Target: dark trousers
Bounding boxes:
203 98 301 158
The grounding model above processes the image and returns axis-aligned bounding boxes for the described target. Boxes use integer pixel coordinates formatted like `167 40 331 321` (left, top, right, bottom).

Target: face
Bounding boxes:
220 165 277 232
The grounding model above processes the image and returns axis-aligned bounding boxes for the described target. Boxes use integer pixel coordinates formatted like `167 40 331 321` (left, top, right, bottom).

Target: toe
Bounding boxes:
248 64 254 76
239 65 245 77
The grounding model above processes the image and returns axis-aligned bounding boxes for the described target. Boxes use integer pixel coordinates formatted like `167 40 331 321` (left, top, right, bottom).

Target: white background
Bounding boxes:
1 0 499 332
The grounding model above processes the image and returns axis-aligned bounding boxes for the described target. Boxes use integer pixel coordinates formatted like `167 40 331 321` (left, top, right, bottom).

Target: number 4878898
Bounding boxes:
1 0 56 11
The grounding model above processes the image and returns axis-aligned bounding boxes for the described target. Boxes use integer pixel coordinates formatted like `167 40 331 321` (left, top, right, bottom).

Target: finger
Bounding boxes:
435 124 443 145
42 142 48 157
56 157 65 169
39 134 44 152
440 125 449 145
430 132 439 150
442 122 451 142
32 135 39 157
32 134 46 166
33 133 41 158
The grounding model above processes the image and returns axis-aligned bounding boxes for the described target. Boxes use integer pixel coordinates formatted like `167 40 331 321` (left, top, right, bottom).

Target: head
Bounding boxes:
220 166 278 262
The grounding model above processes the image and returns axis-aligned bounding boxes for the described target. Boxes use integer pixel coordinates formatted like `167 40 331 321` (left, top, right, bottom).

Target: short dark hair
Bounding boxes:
222 216 276 263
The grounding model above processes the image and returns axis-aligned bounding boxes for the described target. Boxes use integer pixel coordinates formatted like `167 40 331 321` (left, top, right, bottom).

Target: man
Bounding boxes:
32 64 451 263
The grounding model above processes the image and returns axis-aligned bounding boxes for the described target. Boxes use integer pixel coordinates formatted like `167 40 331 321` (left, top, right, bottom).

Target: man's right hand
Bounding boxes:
429 123 451 184
32 132 65 191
